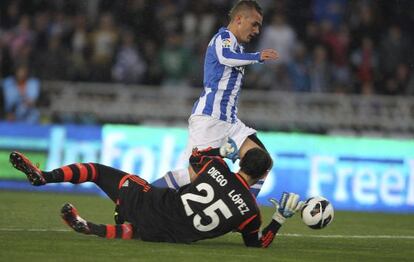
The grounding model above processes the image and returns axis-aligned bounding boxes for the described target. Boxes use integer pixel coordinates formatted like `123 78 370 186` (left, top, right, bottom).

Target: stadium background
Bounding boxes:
0 0 414 261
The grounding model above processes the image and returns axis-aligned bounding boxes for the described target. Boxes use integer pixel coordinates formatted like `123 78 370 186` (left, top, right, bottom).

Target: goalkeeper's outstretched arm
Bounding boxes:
241 219 282 248
241 192 304 248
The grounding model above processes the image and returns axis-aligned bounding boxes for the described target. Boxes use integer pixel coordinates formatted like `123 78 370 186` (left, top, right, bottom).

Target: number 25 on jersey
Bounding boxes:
181 183 233 232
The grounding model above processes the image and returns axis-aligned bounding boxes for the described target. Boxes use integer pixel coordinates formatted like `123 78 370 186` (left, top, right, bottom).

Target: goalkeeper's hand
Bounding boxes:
269 192 304 225
219 137 239 162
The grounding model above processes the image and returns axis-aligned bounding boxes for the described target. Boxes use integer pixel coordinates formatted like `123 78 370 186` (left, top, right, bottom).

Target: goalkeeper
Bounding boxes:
10 139 303 248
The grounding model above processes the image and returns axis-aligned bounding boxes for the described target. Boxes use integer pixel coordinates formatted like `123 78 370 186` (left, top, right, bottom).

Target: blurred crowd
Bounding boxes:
1 0 414 123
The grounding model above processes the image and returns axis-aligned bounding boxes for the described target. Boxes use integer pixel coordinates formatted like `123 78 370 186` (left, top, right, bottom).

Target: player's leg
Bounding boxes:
10 151 126 202
151 115 228 189
238 134 268 158
238 134 269 196
61 203 136 240
229 120 270 197
151 168 191 189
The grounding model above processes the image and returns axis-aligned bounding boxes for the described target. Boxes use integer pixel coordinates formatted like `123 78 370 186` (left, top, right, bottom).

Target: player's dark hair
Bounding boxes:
239 148 273 180
229 0 263 21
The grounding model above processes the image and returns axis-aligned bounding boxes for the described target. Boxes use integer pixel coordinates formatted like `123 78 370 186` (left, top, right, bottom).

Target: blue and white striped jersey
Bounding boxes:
191 27 261 123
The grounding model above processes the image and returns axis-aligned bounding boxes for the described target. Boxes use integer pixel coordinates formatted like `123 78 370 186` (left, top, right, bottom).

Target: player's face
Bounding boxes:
238 10 262 43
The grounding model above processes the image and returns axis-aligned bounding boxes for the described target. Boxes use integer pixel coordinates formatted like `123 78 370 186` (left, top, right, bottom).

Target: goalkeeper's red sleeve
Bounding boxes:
240 218 282 248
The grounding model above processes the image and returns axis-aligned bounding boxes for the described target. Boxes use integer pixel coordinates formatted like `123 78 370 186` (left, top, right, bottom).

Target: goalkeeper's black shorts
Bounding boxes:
117 175 193 243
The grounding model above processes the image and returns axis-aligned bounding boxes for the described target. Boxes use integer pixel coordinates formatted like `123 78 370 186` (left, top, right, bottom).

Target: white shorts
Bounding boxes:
184 115 256 158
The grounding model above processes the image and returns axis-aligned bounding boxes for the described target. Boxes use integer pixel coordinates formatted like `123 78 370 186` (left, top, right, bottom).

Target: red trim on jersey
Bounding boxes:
88 163 97 182
129 175 147 185
198 147 213 154
191 149 201 158
195 155 210 166
128 175 151 192
76 163 88 183
61 166 73 182
119 174 151 192
213 156 226 165
261 231 275 248
106 225 116 239
238 214 257 231
121 224 133 239
235 173 250 190
118 175 130 189
194 159 213 178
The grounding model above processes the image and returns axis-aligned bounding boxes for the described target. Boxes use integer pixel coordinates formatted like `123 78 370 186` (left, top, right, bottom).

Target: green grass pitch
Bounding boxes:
1 190 413 262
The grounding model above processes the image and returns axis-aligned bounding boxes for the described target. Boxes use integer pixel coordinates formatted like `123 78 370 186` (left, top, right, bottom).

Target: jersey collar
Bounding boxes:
234 172 250 190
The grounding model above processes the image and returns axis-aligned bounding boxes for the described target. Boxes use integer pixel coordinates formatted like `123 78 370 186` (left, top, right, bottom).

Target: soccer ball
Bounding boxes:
301 196 334 229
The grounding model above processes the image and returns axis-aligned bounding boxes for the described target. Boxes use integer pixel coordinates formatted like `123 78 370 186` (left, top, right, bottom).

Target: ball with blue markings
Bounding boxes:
301 196 334 229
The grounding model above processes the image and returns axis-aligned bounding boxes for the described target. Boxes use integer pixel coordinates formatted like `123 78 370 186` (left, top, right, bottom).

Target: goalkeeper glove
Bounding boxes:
269 192 304 225
219 137 239 162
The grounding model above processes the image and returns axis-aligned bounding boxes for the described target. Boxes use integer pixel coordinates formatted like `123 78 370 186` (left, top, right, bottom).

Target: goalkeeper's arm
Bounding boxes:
189 138 239 164
241 192 304 248
241 219 282 248
188 137 239 177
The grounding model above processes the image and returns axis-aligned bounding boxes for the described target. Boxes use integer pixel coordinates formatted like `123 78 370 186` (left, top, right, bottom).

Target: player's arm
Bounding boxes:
215 33 259 67
215 33 278 67
188 147 220 181
241 193 304 248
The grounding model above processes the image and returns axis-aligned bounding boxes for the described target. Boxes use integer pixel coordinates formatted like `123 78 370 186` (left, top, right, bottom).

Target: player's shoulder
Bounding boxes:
214 27 237 46
217 27 231 38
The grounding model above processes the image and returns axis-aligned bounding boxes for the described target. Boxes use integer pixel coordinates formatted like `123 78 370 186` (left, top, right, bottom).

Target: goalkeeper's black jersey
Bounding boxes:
172 151 262 242
118 148 281 248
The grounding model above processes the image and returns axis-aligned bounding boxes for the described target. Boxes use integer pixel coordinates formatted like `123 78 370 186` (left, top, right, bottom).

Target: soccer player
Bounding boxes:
152 0 279 196
10 146 303 248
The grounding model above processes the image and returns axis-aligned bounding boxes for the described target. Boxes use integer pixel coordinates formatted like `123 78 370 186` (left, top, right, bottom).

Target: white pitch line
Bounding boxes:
0 228 71 232
0 228 413 240
279 233 414 240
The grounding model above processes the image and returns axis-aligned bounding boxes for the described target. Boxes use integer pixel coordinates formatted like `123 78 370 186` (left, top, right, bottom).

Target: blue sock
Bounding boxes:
249 178 265 197
151 176 169 188
151 171 180 190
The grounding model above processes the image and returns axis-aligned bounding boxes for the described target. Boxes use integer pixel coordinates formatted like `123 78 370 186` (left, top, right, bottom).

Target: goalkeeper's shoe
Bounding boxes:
61 203 91 234
9 151 46 186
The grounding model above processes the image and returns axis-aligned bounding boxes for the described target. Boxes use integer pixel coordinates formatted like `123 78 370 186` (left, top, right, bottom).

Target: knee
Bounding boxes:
240 136 267 158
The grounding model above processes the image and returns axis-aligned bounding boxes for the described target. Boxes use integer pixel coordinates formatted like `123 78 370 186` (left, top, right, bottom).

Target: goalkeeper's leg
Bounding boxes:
10 151 127 202
61 203 135 240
